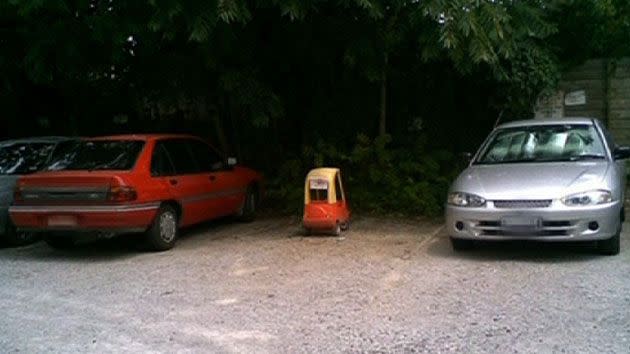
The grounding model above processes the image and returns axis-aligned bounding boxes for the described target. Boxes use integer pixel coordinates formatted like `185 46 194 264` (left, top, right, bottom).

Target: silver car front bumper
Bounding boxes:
446 200 622 241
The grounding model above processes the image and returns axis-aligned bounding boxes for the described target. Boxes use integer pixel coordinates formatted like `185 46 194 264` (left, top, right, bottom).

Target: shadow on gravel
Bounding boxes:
177 215 299 245
427 234 603 263
0 235 143 262
2 221 239 262
0 237 42 250
0 216 292 261
178 216 242 242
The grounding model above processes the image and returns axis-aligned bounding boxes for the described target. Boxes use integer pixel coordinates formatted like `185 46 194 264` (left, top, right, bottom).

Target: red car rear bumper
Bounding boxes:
9 203 159 233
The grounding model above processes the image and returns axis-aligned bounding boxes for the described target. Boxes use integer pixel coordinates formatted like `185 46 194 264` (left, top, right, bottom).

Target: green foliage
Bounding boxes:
4 0 630 216
219 70 284 128
550 0 630 62
265 134 459 216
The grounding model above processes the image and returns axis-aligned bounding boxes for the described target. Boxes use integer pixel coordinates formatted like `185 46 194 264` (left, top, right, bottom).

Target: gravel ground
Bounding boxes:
1 215 629 353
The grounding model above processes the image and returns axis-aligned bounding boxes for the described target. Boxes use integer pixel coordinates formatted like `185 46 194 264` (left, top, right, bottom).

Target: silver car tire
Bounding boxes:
597 231 620 256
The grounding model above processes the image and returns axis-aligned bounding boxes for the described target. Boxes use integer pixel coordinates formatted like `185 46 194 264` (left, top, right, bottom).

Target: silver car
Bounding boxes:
0 137 75 246
446 118 630 255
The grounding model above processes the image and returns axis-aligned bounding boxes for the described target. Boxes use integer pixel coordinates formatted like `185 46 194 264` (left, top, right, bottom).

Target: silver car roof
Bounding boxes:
497 117 597 129
0 136 74 147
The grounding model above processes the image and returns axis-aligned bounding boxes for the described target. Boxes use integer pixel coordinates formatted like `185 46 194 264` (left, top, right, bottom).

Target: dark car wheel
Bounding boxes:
597 232 620 256
145 205 179 252
3 222 38 247
450 237 474 251
44 236 76 250
237 187 257 222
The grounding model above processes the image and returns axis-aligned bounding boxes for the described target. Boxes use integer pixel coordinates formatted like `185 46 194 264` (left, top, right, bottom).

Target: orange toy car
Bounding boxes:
302 167 350 236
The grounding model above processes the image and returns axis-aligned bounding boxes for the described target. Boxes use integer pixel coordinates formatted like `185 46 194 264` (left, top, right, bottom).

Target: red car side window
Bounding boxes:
150 142 176 176
188 140 224 172
161 140 199 175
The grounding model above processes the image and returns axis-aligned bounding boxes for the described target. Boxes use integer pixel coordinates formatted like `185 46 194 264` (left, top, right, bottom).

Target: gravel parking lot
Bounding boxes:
1 215 629 353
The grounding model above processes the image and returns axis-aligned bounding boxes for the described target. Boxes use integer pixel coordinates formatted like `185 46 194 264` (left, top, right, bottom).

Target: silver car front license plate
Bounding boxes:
501 216 540 228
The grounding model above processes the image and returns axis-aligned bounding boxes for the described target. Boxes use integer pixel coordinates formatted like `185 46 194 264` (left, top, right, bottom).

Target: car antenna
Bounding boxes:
493 109 504 129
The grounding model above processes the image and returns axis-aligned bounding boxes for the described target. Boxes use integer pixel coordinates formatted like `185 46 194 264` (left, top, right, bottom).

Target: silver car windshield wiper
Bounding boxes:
568 154 606 161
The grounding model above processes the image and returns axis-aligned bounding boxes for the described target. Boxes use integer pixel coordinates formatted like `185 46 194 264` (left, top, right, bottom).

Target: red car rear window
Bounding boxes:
47 140 145 171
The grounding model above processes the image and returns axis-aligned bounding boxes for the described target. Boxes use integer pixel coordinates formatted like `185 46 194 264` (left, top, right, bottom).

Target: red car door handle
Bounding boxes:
209 175 216 181
169 179 178 186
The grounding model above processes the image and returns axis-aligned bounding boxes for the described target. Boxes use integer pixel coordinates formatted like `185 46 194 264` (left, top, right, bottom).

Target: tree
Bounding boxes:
2 0 627 171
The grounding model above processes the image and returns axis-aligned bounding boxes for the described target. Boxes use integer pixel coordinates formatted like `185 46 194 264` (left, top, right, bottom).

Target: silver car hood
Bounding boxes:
452 161 611 200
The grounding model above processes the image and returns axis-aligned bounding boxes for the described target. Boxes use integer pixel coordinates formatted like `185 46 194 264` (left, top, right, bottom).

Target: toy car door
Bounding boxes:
333 171 350 227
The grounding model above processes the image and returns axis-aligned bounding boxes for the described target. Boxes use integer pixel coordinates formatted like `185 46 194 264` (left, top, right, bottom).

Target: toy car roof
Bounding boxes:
306 167 340 180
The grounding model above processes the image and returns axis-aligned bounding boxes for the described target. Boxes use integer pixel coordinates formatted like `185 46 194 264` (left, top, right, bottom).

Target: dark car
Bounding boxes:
0 137 75 246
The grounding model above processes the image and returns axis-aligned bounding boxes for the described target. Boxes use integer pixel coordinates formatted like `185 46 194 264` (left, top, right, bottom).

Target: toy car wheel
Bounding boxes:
3 222 38 247
303 227 311 236
341 220 350 231
145 205 178 251
333 223 341 236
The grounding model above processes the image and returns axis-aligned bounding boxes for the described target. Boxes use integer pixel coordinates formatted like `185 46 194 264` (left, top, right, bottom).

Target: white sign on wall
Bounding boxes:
564 90 587 106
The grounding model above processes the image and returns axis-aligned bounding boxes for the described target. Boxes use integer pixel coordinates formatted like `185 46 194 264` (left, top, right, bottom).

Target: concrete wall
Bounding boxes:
535 58 630 145
608 58 630 145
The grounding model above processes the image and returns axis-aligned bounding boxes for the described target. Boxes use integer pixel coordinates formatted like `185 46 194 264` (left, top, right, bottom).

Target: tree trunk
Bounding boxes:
379 53 388 137
209 96 229 153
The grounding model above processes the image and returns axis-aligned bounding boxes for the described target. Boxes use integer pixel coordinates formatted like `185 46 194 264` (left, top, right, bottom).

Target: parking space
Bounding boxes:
1 216 629 352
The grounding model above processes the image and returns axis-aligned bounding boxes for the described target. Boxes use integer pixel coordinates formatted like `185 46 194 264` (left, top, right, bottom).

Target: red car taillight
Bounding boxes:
107 186 137 202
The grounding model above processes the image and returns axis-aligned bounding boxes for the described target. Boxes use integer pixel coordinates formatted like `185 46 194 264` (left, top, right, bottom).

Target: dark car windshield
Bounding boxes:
46 140 145 171
0 142 57 175
475 124 607 164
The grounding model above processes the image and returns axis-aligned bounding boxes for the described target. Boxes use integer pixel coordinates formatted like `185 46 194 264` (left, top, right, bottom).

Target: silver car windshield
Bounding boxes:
475 124 607 164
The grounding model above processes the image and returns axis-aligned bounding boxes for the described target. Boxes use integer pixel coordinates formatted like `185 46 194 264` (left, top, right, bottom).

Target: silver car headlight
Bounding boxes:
561 190 613 206
448 192 486 207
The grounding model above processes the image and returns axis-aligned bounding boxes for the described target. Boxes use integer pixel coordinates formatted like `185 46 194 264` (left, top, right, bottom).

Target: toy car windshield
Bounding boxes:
309 178 328 201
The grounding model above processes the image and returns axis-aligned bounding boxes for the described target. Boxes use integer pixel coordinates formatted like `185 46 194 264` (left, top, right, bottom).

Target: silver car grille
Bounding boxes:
475 220 576 237
493 200 552 209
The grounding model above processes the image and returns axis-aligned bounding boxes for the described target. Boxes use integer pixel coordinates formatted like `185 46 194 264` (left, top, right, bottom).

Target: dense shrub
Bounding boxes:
264 134 462 216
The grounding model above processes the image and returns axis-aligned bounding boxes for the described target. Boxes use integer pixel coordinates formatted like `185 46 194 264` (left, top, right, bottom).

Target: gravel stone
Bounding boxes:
0 216 629 353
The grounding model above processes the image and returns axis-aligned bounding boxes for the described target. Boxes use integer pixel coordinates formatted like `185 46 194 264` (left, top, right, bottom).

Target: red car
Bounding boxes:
9 135 262 251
